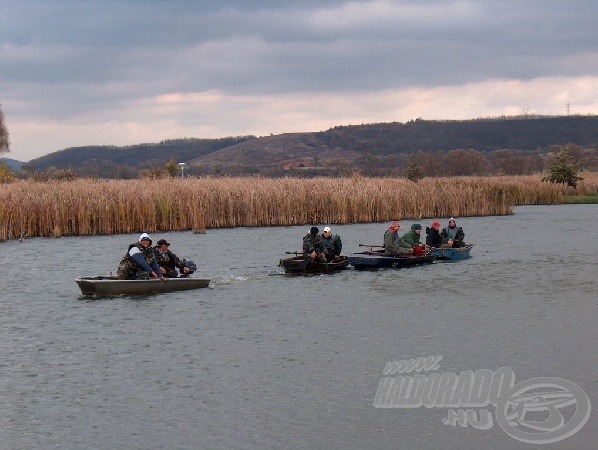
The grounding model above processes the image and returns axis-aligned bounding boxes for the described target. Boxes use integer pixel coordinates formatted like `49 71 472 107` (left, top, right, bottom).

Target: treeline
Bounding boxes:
187 145 596 178
8 144 597 180
326 115 598 153
355 145 597 178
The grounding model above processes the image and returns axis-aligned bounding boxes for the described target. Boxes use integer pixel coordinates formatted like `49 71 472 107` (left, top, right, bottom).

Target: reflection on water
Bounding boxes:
0 205 596 449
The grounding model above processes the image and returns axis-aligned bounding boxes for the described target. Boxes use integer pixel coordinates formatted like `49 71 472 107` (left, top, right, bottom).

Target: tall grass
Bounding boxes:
1 173 596 241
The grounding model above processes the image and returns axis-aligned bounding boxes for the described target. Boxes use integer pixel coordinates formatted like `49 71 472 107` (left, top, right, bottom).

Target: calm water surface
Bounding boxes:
1 205 596 449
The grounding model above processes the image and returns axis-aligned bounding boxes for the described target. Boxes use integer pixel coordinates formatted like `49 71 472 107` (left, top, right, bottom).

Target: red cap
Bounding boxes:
432 221 440 227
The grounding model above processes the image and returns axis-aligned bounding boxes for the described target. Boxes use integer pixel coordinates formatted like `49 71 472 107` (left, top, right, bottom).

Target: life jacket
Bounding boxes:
117 242 155 277
126 242 155 263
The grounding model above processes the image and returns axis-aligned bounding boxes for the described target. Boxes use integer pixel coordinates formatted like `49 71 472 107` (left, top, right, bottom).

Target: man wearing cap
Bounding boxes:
117 233 165 280
154 239 191 278
320 226 342 262
441 217 465 248
425 220 443 247
383 221 413 255
302 226 326 262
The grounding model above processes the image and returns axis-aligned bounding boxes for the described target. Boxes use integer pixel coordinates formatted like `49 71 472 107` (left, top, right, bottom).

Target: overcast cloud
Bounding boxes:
1 0 597 160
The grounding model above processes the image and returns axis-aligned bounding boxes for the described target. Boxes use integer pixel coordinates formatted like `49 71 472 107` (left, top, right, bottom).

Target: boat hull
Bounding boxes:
348 251 435 270
432 244 473 261
279 256 349 274
76 276 210 296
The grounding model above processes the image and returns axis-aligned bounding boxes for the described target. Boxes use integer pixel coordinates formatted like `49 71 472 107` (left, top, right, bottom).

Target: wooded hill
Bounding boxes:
0 157 24 170
21 115 598 177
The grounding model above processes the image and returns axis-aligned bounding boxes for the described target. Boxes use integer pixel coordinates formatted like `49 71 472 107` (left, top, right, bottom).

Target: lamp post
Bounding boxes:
178 162 187 179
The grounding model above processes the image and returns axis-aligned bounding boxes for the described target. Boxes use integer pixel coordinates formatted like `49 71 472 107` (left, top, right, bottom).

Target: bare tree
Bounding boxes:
0 102 10 154
445 149 487 176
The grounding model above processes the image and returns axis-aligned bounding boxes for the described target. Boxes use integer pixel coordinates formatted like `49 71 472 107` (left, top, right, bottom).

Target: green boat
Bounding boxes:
279 255 350 274
76 276 210 296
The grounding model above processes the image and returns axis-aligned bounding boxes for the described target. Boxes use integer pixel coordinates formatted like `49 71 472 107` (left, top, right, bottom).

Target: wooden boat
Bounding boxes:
76 276 210 296
279 255 350 274
431 244 473 261
348 249 435 270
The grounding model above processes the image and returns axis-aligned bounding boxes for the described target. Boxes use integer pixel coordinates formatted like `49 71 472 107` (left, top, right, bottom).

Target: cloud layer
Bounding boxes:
1 0 597 160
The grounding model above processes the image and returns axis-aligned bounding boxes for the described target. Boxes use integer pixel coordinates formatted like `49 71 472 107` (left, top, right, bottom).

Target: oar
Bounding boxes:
230 265 273 270
359 243 384 248
285 251 302 255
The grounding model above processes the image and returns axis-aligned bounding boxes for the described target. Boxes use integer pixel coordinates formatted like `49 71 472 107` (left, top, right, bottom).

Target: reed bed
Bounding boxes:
1 174 595 241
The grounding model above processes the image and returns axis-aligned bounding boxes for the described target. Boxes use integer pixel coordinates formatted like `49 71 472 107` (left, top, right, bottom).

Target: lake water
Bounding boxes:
1 205 596 449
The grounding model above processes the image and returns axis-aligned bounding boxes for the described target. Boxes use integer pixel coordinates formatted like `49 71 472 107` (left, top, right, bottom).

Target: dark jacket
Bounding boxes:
154 248 186 277
441 225 465 246
425 227 442 247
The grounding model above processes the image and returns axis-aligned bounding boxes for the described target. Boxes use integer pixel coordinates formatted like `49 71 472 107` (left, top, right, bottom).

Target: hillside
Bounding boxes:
22 115 598 177
188 133 364 168
0 157 24 170
23 136 256 172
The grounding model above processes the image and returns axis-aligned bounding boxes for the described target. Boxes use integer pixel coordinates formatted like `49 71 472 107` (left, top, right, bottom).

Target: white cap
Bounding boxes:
323 226 331 233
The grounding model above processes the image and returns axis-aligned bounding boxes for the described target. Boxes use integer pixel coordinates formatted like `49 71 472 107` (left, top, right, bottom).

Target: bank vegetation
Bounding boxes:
1 174 596 241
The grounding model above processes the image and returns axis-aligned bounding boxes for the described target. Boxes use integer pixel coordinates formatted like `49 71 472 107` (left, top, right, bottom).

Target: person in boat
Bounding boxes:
383 221 412 255
441 217 465 248
117 233 166 280
425 220 442 247
303 226 326 262
154 239 192 278
401 223 426 255
320 226 342 262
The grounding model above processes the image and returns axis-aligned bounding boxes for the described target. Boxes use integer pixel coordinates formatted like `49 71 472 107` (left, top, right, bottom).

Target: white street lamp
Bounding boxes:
178 162 187 179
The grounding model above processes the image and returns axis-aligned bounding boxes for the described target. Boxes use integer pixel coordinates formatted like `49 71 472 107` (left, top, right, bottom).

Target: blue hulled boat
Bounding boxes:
431 244 473 261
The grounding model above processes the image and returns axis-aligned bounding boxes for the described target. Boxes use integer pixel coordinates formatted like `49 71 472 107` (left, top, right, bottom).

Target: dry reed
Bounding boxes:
1 173 596 241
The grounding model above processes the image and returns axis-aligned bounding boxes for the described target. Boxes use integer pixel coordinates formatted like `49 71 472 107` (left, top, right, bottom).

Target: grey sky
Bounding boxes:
1 0 597 160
